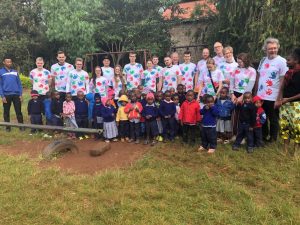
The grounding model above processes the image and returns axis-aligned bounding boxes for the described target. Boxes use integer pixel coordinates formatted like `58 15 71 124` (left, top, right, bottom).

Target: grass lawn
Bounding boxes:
0 90 299 225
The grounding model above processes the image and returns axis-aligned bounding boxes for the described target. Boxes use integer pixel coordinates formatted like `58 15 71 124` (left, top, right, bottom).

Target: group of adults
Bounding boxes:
0 37 299 146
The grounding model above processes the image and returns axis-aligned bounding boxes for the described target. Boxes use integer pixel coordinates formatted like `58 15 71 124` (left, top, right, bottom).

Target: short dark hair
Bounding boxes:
292 48 300 63
103 55 110 60
184 50 191 55
152 55 159 59
237 53 251 68
129 51 136 56
57 50 66 56
206 94 214 102
3 54 13 61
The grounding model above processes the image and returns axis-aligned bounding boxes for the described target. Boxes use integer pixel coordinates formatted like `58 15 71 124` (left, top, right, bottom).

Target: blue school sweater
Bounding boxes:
100 106 117 122
142 104 159 120
93 103 103 119
0 68 23 97
75 99 88 117
86 93 94 120
200 105 219 127
215 98 234 120
159 100 176 118
43 98 52 120
28 99 44 115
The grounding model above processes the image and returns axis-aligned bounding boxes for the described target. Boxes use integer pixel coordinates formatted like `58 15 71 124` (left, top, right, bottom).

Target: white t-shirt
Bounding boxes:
101 66 114 84
66 69 90 96
51 62 74 92
179 62 197 91
196 59 207 73
123 63 144 90
89 76 109 97
199 68 224 96
213 55 225 68
30 68 51 95
219 61 238 85
161 65 182 92
257 56 288 101
231 67 256 93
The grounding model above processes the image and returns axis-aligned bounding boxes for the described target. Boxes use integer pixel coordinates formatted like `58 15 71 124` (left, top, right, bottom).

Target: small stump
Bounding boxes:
89 143 111 157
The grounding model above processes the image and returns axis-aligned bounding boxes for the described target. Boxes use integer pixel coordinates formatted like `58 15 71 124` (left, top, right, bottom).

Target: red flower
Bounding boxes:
266 89 272 95
265 63 270 69
266 79 273 87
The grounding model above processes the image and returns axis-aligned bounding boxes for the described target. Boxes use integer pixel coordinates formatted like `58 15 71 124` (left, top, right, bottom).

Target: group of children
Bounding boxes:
27 83 266 153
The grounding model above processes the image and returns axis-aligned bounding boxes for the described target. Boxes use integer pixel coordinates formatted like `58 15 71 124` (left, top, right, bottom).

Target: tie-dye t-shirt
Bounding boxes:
51 62 74 92
111 76 125 99
89 76 109 97
161 65 182 92
66 69 90 96
219 61 238 86
101 67 114 84
213 55 225 68
143 69 159 92
199 69 224 96
179 63 197 91
30 68 51 95
257 56 288 101
123 63 144 90
231 67 256 94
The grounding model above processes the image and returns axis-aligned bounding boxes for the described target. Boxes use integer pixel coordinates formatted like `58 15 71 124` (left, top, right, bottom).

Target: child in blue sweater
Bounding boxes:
43 91 52 125
85 92 94 128
75 91 89 139
216 87 234 144
92 93 103 140
142 92 159 146
159 90 176 142
28 90 44 134
100 96 118 143
199 95 219 153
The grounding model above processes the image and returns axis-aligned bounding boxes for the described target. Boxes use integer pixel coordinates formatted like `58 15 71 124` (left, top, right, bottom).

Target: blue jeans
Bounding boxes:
201 126 217 149
234 122 254 148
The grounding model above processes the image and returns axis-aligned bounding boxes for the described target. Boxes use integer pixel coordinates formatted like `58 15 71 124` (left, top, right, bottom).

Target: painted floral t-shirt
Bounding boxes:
101 66 114 84
179 63 197 91
51 63 74 92
123 63 144 90
257 56 288 101
219 61 238 85
153 65 163 73
161 65 182 92
196 59 207 73
111 76 125 99
199 68 224 96
66 69 90 96
143 69 159 92
89 76 109 97
213 55 225 68
231 67 256 94
30 68 51 95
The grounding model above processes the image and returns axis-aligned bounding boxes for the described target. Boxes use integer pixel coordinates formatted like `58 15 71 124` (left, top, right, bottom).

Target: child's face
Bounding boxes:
77 93 84 100
170 88 175 94
177 85 183 93
255 100 262 108
186 92 194 102
244 94 252 104
55 93 60 99
147 98 154 105
66 95 72 102
173 96 179 104
156 93 163 101
207 98 214 108
220 89 228 99
164 94 171 102
32 95 38 100
130 94 137 102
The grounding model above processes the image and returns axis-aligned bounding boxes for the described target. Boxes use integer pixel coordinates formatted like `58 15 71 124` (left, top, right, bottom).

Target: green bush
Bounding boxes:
19 73 32 89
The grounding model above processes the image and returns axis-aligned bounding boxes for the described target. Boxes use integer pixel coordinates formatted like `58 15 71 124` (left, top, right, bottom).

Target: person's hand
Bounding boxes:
237 95 243 104
19 96 23 102
2 97 7 104
231 94 237 103
274 100 282 109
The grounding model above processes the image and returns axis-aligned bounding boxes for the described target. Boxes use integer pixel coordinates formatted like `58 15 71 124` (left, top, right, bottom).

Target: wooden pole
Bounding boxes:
0 122 102 134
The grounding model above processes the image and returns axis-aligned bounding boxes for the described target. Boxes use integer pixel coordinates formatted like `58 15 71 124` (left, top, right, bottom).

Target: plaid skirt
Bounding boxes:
279 101 300 143
103 121 118 139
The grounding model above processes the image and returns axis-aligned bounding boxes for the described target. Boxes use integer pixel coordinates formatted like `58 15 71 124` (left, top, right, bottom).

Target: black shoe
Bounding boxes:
232 145 239 151
247 147 254 153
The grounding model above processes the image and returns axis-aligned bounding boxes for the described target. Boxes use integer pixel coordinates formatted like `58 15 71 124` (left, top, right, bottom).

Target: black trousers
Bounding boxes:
182 124 196 144
253 127 263 147
145 119 159 140
76 115 88 137
3 95 23 129
162 117 176 140
130 122 140 140
30 114 43 133
201 126 217 149
119 120 129 138
262 100 279 141
234 122 254 148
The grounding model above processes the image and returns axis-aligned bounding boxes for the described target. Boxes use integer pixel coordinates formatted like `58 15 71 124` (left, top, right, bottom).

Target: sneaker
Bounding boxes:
217 138 223 143
207 149 215 154
151 140 156 146
127 139 134 143
112 138 118 142
144 140 149 145
247 147 254 153
223 139 230 144
79 136 84 140
29 133 33 136
105 139 110 143
232 145 239 151
158 136 163 142
241 138 246 145
135 139 140 144
84 135 89 139
198 146 206 152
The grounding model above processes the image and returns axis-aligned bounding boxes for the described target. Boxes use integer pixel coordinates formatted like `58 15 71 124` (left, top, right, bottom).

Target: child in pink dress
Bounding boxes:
63 93 78 139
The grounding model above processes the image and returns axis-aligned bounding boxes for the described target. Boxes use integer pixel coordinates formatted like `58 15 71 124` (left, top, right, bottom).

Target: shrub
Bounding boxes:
19 73 32 89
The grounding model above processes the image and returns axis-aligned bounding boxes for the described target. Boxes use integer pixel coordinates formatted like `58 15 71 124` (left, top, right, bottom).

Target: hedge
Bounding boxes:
19 73 31 89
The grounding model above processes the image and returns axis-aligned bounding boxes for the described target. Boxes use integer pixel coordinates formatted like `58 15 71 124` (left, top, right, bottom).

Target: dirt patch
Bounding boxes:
0 139 148 174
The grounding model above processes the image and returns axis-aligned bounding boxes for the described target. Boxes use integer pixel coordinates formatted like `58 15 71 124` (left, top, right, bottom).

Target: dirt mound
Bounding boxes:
0 139 148 174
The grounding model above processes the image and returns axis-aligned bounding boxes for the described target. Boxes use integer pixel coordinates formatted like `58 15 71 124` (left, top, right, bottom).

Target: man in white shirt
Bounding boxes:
213 42 225 68
101 56 114 85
